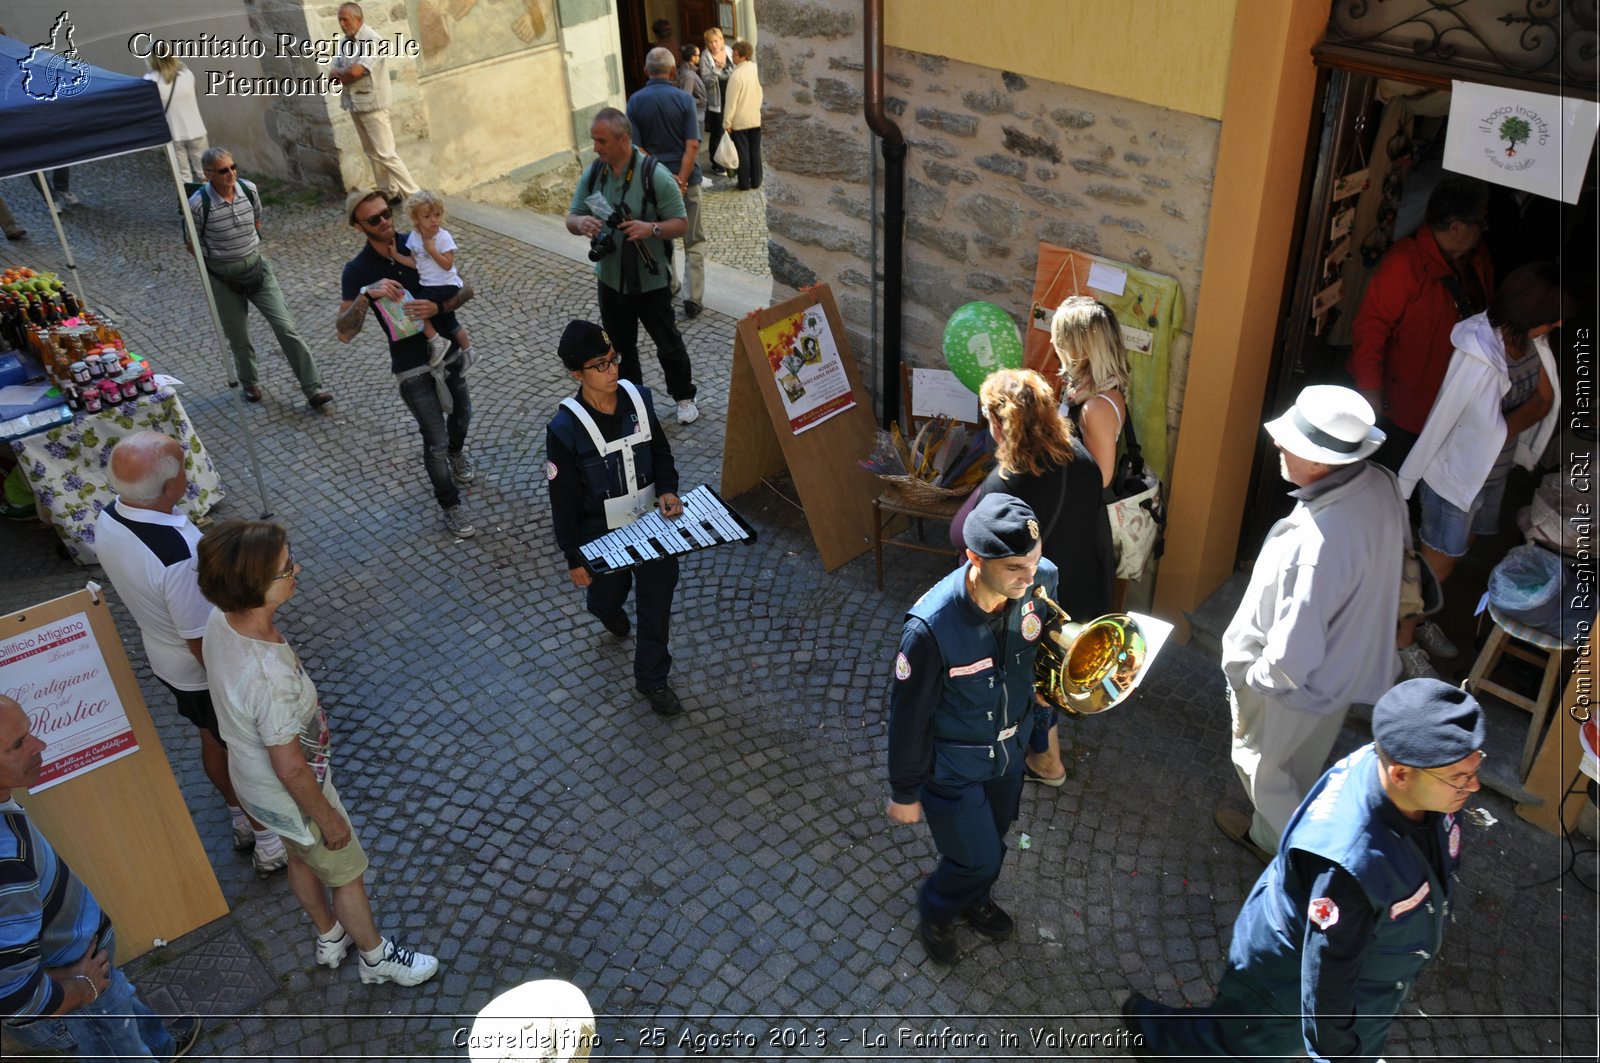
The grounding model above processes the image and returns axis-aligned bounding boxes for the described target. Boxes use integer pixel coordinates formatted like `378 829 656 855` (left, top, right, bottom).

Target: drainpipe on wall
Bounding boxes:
863 0 906 429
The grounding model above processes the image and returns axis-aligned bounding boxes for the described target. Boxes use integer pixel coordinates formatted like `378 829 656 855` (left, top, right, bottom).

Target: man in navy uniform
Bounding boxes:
546 320 686 717
1124 678 1485 1060
886 494 1059 964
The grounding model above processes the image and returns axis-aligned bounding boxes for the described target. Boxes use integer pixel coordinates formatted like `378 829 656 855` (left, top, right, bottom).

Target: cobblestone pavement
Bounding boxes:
1 157 1594 1061
698 181 771 276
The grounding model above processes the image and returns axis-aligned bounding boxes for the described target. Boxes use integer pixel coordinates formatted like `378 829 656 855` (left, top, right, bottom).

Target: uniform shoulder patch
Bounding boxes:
1448 820 1461 859
546 460 558 481
894 652 912 681
1021 612 1042 642
1308 896 1340 930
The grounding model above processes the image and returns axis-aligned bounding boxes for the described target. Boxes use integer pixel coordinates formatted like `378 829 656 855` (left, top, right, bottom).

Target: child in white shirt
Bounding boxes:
396 190 472 368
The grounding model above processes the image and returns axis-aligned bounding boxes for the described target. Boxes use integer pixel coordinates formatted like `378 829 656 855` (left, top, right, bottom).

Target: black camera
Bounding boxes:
587 206 630 261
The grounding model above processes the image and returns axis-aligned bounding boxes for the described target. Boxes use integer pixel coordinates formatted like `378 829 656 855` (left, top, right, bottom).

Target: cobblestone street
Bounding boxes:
1 156 1594 1061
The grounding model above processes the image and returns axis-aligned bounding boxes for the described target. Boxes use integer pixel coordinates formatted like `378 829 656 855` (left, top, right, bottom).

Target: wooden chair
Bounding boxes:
870 367 984 590
1463 604 1572 780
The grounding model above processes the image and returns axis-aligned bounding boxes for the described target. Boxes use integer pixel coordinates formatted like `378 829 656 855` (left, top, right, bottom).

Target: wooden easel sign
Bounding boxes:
721 285 882 572
2 586 227 961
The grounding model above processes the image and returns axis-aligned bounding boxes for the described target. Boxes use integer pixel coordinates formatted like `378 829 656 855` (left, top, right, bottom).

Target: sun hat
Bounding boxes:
1264 384 1384 465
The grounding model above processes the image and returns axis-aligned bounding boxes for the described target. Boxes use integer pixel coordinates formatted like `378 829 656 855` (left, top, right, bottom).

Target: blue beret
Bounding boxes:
559 320 611 369
963 493 1041 559
1372 679 1485 768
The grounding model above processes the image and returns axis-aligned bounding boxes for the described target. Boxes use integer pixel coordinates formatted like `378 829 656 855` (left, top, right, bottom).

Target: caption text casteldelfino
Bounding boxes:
126 31 419 97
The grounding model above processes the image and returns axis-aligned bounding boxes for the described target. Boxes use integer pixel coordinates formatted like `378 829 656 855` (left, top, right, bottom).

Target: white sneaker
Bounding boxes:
1414 621 1459 659
315 926 352 969
676 398 700 424
426 334 447 369
443 506 477 538
1398 643 1441 680
57 191 81 207
359 938 439 986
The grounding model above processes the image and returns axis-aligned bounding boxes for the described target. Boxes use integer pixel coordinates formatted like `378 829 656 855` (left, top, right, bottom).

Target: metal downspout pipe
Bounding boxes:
863 0 905 429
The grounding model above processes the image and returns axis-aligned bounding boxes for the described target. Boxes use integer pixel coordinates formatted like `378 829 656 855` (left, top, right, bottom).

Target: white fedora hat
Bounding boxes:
1264 385 1384 465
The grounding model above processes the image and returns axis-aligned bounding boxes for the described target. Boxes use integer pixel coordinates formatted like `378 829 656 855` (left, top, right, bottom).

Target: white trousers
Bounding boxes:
1228 682 1349 851
350 108 419 198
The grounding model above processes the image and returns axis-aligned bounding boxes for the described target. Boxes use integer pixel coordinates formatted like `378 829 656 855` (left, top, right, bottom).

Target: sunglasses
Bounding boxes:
358 207 393 225
207 164 238 174
272 549 298 581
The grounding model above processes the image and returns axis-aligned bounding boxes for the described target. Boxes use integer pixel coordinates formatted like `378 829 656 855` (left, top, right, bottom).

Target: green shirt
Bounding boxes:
568 148 686 295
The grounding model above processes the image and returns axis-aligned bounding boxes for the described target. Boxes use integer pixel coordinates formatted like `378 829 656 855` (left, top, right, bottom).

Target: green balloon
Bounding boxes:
943 302 1024 393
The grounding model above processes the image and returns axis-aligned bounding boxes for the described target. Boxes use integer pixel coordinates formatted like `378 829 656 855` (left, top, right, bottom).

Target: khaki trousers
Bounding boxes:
350 108 419 198
1228 681 1349 851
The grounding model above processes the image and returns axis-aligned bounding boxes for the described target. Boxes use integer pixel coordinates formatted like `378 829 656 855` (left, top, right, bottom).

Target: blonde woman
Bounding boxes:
144 47 209 183
978 369 1113 787
1050 296 1131 488
700 28 735 174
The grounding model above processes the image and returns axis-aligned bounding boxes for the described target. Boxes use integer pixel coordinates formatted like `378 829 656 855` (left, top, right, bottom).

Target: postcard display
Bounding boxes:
1 587 227 962
1022 246 1184 479
721 285 882 572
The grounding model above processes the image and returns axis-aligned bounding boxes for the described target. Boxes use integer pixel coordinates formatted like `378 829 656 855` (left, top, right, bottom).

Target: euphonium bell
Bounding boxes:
1031 586 1149 715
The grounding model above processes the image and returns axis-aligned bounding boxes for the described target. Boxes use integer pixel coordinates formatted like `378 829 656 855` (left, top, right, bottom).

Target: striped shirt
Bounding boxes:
188 179 261 261
0 801 110 1022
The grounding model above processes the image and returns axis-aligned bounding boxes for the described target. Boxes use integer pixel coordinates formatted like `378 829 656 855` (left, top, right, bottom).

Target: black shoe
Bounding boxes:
385 193 404 207
1120 994 1156 1057
918 915 959 965
683 300 703 318
600 611 630 638
168 1013 203 1058
962 900 1015 941
637 683 682 717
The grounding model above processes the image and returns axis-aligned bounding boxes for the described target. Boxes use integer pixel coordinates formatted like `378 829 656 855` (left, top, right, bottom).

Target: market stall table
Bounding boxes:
8 385 223 564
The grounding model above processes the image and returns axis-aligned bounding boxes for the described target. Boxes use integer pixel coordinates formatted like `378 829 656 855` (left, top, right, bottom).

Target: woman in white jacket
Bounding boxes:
1399 260 1569 601
145 50 209 183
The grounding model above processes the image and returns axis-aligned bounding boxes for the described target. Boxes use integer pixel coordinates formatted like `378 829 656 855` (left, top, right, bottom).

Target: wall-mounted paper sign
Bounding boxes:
1330 206 1356 241
1332 169 1370 201
1312 278 1344 317
1086 262 1128 297
911 368 981 423
1443 80 1600 205
1324 236 1352 277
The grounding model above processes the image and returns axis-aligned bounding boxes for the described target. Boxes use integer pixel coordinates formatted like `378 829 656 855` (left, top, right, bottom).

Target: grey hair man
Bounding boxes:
1214 386 1411 864
330 2 420 206
627 46 708 319
93 432 288 877
186 147 332 407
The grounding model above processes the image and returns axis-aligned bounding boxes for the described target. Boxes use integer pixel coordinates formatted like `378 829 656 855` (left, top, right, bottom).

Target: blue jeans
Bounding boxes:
397 360 471 509
4 967 175 1061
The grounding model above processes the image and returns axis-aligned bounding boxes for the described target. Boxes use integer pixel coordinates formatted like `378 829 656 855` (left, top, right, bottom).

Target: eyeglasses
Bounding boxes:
581 354 620 373
1419 751 1486 792
207 164 238 174
272 550 298 581
358 207 392 225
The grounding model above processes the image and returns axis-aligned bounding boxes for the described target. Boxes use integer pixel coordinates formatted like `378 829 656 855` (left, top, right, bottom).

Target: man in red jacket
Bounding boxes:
1349 175 1493 472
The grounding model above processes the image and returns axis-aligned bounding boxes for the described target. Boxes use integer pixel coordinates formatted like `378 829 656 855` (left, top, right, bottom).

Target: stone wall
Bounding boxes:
758 0 1221 436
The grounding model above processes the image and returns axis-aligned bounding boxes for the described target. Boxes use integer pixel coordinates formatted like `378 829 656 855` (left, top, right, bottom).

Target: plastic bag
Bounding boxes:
1487 544 1564 636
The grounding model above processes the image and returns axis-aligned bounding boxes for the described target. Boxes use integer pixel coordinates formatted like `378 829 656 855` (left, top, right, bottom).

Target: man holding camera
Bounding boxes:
566 108 701 424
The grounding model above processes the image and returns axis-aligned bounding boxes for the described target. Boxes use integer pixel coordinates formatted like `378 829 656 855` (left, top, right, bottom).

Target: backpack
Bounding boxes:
583 153 659 222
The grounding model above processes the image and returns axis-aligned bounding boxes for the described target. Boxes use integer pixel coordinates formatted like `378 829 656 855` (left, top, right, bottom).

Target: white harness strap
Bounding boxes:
561 380 657 529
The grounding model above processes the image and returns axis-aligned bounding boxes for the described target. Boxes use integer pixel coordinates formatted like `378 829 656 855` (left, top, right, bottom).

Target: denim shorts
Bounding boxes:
1418 474 1507 556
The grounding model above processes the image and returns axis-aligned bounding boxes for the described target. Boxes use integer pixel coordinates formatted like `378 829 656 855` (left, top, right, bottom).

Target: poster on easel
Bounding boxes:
722 285 882 573
1 610 139 791
757 301 856 434
2 587 227 961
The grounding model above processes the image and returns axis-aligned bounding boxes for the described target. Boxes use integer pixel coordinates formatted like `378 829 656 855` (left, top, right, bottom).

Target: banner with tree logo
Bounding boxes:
1442 81 1598 205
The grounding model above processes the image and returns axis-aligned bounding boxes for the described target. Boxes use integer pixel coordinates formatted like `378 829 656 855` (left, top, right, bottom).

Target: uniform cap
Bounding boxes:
963 494 1041 559
1372 678 1486 768
558 320 612 370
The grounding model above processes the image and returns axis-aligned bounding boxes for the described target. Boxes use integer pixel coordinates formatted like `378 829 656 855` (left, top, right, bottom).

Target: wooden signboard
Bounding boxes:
2 586 227 962
721 285 883 572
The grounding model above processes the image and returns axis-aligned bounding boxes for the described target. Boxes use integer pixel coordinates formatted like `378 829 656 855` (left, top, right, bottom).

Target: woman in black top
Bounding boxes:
977 368 1113 784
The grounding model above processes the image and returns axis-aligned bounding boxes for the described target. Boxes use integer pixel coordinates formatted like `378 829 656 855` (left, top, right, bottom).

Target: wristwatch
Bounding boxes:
651 223 662 238
359 284 374 303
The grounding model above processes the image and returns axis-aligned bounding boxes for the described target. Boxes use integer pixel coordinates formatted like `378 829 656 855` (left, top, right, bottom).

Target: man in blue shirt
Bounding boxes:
1125 679 1485 1062
566 108 701 425
627 47 708 320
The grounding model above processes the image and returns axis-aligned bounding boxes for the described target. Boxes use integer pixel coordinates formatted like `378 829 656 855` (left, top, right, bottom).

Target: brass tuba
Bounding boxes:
1031 587 1149 715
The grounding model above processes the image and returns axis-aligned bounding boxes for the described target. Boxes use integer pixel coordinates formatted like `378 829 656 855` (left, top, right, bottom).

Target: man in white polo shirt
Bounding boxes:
93 432 287 877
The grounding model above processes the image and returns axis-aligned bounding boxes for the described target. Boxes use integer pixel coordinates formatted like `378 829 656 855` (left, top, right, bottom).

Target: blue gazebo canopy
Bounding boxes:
0 32 170 180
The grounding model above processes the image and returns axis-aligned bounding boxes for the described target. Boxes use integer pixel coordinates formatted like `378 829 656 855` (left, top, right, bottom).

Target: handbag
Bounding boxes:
713 134 739 172
1104 414 1165 580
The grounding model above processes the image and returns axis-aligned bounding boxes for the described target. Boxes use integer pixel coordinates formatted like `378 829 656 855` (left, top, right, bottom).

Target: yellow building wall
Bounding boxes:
885 0 1240 118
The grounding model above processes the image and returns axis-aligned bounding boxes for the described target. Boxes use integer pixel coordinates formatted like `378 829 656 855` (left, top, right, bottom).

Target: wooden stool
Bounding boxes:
1464 604 1571 780
872 489 964 590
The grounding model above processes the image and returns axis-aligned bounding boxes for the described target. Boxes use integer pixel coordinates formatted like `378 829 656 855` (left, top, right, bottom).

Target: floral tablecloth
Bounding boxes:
8 386 224 564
